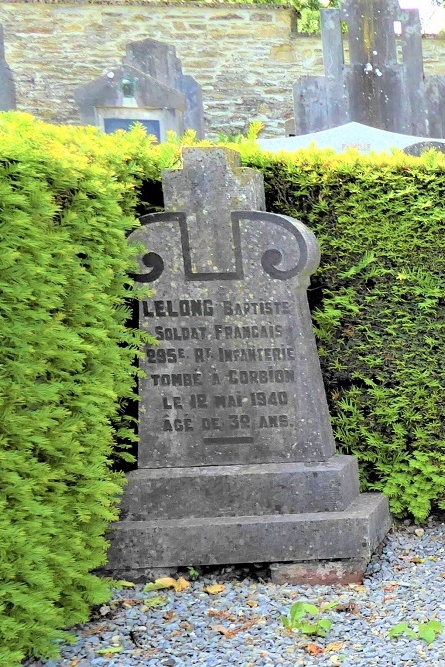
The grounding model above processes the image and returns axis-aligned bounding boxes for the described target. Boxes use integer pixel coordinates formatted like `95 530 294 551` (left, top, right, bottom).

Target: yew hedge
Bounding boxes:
3 114 445 665
0 113 159 666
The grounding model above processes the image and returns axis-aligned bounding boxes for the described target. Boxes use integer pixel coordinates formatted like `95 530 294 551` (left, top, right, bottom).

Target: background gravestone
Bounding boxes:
293 0 445 138
0 25 16 112
258 121 445 155
74 38 204 141
103 147 390 582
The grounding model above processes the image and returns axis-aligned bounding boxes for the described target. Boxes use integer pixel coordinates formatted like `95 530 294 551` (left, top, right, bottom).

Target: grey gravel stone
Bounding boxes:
24 524 445 667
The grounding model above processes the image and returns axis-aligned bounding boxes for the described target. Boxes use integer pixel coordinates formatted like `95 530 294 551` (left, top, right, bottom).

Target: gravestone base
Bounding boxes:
118 456 361 520
103 492 390 576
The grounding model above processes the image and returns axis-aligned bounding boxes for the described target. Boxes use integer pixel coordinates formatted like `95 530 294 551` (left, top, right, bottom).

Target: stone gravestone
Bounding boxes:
293 0 445 138
104 147 390 583
258 121 445 155
0 25 16 112
74 38 204 141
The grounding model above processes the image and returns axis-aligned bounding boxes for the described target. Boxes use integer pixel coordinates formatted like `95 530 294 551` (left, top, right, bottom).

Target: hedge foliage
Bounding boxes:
0 113 162 666
4 112 445 663
239 144 445 523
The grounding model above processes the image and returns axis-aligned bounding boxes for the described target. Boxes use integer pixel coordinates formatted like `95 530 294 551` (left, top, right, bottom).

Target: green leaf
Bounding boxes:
114 580 135 588
388 622 409 638
302 603 320 616
298 622 319 635
281 615 290 629
318 618 333 630
143 582 167 592
418 626 437 645
143 594 167 608
321 601 338 611
290 601 306 624
426 619 443 634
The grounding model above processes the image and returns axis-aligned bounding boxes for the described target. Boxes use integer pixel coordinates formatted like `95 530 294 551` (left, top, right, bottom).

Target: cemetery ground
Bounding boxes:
24 519 445 667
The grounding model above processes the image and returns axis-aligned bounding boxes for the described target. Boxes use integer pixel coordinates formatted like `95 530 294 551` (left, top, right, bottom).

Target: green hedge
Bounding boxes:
240 145 445 522
4 113 445 663
0 113 160 666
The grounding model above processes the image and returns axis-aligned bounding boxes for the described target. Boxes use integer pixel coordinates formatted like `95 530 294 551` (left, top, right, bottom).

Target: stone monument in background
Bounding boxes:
293 0 445 137
74 38 204 141
0 25 16 112
258 121 445 155
103 147 390 584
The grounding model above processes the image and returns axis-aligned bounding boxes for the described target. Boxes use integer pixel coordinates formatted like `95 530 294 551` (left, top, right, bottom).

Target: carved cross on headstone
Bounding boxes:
161 147 265 276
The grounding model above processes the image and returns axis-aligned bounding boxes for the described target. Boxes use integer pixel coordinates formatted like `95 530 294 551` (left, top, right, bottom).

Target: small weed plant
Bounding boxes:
389 619 443 645
281 600 337 637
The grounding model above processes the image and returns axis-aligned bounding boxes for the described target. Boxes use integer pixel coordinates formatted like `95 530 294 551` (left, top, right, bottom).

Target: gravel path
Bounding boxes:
25 522 445 667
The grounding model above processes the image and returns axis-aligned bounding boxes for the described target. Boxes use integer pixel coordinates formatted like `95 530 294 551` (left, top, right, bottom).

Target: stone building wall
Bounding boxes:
1 0 445 138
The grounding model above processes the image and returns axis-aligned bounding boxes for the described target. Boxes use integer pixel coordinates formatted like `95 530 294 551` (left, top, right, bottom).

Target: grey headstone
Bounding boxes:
74 67 185 141
178 74 205 139
123 38 205 139
75 38 204 139
284 117 296 136
0 26 16 112
341 0 408 132
123 38 183 89
400 9 427 136
424 75 445 138
133 146 336 467
403 141 445 157
294 76 328 135
341 0 399 66
74 66 185 127
321 9 343 80
103 147 390 573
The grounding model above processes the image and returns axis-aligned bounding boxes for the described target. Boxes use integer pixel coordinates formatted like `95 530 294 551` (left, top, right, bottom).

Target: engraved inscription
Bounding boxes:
142 298 296 439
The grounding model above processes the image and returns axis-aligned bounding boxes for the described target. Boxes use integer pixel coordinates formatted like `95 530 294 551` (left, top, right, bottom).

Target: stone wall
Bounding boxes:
1 0 445 138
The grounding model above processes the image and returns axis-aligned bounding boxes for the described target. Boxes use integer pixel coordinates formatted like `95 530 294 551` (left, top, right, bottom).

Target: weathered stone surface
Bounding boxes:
132 146 336 468
123 38 205 138
179 74 205 139
102 146 390 575
270 558 369 585
284 117 295 136
123 37 183 88
74 65 186 137
119 456 360 520
293 0 445 138
104 493 391 569
403 140 445 156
